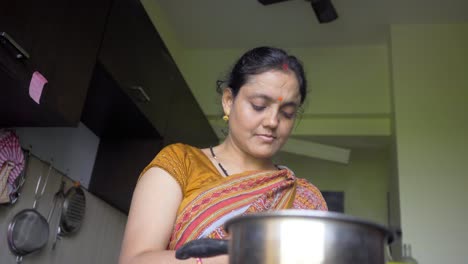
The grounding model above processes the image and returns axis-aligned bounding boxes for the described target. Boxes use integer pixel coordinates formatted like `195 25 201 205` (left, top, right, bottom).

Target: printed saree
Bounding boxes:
168 168 327 250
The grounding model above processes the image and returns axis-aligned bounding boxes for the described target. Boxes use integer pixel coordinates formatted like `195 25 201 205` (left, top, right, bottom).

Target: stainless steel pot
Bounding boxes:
176 210 393 264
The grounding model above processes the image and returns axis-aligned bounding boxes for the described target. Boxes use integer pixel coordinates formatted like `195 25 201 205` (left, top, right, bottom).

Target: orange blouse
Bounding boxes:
140 143 327 214
140 143 225 211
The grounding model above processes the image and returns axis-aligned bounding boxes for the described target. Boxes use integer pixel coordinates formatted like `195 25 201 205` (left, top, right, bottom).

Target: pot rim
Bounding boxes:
225 210 393 243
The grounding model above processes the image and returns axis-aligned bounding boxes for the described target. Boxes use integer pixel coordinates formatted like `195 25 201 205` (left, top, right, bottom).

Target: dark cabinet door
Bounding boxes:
83 62 163 214
0 2 33 62
0 0 111 126
84 0 218 213
88 137 163 214
99 0 173 134
40 1 112 126
99 0 218 147
0 2 43 124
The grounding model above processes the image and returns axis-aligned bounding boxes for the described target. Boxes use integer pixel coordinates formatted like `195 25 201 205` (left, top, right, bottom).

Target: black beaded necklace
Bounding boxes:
209 146 281 177
209 146 229 176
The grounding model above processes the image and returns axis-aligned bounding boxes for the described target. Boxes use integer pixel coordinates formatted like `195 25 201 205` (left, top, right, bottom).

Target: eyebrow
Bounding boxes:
248 94 299 108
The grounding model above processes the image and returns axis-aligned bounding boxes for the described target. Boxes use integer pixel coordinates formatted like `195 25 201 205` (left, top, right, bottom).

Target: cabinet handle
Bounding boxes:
129 86 151 102
0 32 30 59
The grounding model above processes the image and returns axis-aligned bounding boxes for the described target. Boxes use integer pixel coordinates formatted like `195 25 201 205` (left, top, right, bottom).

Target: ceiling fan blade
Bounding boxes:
258 0 292 6
310 0 338 23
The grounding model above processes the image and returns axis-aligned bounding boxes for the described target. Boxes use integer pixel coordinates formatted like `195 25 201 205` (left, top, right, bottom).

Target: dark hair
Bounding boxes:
217 46 307 104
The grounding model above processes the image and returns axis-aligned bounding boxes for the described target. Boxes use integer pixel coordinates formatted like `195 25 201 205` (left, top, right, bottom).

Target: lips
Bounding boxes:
256 134 276 142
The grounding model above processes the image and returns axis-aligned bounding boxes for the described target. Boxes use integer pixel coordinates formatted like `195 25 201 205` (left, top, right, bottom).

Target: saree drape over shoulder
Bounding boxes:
141 143 328 250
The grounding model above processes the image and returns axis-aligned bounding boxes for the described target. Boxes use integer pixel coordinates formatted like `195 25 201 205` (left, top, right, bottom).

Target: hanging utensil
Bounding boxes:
58 182 86 236
52 206 63 250
47 180 65 222
51 179 66 250
7 163 52 264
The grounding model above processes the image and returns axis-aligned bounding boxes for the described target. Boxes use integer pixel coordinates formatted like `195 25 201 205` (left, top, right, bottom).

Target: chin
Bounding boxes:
250 145 280 159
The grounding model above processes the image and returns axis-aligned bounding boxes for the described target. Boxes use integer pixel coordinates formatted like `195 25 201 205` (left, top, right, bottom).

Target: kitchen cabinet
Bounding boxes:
88 137 163 213
81 0 217 213
0 46 55 124
99 0 218 148
98 0 173 134
81 62 162 140
82 62 164 213
0 0 111 126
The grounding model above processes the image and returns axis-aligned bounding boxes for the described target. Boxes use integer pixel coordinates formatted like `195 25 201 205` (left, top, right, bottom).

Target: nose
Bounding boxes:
263 108 279 129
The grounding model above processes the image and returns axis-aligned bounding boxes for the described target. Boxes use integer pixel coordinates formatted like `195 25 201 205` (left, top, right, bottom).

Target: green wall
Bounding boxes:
276 148 390 225
391 23 468 264
140 0 392 137
173 46 391 116
177 47 392 137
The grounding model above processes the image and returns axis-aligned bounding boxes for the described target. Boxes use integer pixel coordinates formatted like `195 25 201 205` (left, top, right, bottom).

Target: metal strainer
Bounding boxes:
7 209 49 256
7 164 52 264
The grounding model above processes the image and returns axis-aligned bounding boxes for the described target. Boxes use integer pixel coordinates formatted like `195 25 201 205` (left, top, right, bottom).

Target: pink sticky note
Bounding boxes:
29 71 48 104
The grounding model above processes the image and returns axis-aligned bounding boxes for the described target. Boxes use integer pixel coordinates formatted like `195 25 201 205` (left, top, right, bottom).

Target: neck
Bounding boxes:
216 136 275 174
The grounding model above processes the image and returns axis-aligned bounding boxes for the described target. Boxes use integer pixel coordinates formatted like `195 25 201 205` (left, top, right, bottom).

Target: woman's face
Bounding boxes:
223 70 301 159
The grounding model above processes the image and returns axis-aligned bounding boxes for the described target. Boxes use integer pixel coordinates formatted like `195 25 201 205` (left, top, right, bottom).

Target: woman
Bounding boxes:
119 46 327 264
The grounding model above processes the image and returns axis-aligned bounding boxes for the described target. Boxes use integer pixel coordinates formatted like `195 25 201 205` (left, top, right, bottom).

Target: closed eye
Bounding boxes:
281 111 296 119
252 104 266 112
280 105 298 120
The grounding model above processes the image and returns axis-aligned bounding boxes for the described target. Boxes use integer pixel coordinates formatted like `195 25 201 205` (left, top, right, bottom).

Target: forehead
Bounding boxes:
241 70 300 100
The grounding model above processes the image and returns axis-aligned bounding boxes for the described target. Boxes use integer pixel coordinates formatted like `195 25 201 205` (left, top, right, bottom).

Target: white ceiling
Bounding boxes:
155 0 468 48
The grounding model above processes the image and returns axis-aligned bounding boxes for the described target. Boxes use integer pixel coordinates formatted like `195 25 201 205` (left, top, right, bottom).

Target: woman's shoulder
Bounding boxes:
141 143 202 189
161 142 195 152
275 165 327 210
293 177 328 211
154 143 209 172
157 143 201 157
276 165 318 190
296 177 321 192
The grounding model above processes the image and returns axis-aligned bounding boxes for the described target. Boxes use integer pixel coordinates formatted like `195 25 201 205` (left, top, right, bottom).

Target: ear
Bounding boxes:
222 88 234 116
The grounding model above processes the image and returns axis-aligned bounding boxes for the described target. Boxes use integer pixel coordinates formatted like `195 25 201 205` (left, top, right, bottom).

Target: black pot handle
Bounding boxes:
175 238 228 260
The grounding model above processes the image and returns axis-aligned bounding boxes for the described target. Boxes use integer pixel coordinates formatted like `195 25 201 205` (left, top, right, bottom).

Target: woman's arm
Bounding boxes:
118 167 228 264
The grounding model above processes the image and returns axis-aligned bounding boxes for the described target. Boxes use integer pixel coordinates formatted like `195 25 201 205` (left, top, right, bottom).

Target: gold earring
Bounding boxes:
222 114 229 121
